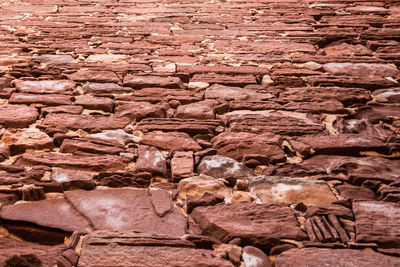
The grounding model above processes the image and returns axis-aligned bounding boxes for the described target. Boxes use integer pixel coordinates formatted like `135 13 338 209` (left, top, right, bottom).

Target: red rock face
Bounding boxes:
0 0 399 265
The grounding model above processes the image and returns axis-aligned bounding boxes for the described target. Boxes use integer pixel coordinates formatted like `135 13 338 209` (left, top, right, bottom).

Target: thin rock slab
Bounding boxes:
0 105 38 128
353 201 400 248
51 168 96 191
274 247 400 267
249 176 337 205
41 113 130 133
15 152 128 172
191 202 307 250
140 131 202 152
77 231 233 267
64 188 187 236
178 175 232 200
0 197 92 235
15 80 75 94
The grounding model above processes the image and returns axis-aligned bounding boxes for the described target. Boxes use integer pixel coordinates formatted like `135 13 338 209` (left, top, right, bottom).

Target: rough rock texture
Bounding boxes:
1 0 400 265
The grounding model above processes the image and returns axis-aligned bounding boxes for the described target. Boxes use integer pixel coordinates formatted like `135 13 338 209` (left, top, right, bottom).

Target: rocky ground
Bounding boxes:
0 0 399 266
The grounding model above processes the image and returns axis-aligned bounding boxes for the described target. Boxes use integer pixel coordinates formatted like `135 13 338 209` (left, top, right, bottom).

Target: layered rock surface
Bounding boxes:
0 0 399 265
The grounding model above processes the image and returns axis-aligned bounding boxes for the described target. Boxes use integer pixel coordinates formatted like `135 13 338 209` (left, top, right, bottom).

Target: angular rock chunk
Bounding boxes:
82 83 133 94
115 101 167 121
41 114 130 133
52 168 96 191
249 176 337 205
0 105 38 128
171 151 194 181
1 128 54 155
175 100 217 120
15 80 75 94
197 155 255 179
74 95 114 112
138 118 221 135
178 175 232 200
222 110 325 136
0 198 92 234
125 87 200 104
305 204 353 220
353 201 400 248
212 132 286 165
124 75 184 89
136 145 167 177
65 188 187 236
41 105 83 117
9 93 73 106
275 248 400 267
141 131 202 152
191 203 307 249
15 152 127 172
335 185 375 201
373 88 400 103
77 231 233 267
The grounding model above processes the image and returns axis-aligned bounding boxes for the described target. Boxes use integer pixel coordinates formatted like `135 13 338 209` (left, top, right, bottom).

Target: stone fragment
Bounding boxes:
65 188 187 236
204 84 266 101
242 246 272 267
77 231 233 267
41 105 83 117
136 145 167 177
70 70 119 83
52 168 96 191
124 75 184 89
9 93 73 106
74 95 113 112
126 87 199 103
138 118 221 135
15 80 75 94
115 101 167 121
305 204 353 220
38 54 75 64
335 185 375 201
323 63 398 78
0 237 66 267
171 151 194 181
94 172 151 188
0 198 92 240
141 131 202 152
353 201 400 248
175 100 217 120
324 43 372 56
373 88 400 103
1 128 54 155
178 175 232 200
249 176 337 205
0 105 38 128
41 113 130 133
191 203 307 250
275 248 400 267
212 132 286 165
15 152 127 172
186 192 225 214
60 137 125 155
222 110 325 136
82 83 133 94
90 130 141 144
197 155 255 179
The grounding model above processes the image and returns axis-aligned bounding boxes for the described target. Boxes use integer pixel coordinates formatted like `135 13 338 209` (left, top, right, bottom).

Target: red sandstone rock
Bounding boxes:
60 137 125 155
197 155 255 179
15 80 75 94
242 246 272 267
124 75 184 89
74 95 113 112
140 131 202 152
115 101 168 121
0 105 38 128
171 151 194 181
9 93 73 106
136 145 167 177
82 82 133 94
1 128 54 155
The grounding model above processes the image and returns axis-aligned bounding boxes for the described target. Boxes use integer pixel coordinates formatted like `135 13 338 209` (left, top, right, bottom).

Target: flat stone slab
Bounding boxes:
65 188 187 236
78 231 233 267
15 152 127 172
0 198 92 234
0 105 38 128
275 248 400 267
249 176 337 205
41 113 130 133
353 201 400 248
15 80 75 94
197 155 255 179
191 202 307 249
